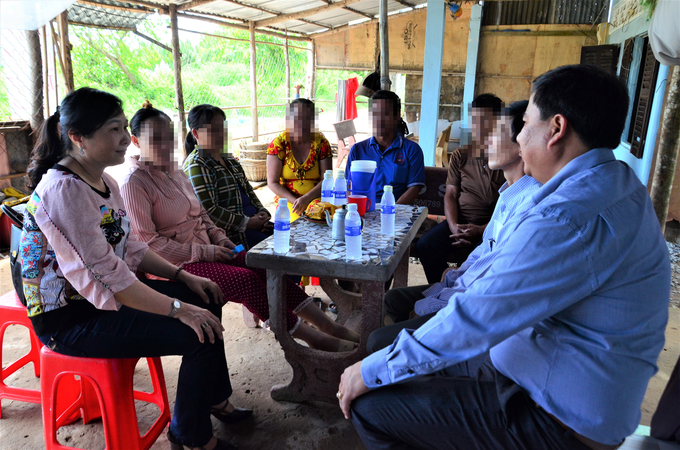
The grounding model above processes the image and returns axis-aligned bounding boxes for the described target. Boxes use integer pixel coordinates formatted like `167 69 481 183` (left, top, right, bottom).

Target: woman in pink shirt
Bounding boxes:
21 88 245 450
121 102 359 353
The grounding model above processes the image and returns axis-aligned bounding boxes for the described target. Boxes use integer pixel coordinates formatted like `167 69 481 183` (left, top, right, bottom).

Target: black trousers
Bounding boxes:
415 220 477 284
39 280 231 448
369 285 436 353
351 354 591 450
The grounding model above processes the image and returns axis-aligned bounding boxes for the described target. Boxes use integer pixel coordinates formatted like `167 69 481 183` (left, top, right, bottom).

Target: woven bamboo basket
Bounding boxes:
240 158 267 181
238 141 269 160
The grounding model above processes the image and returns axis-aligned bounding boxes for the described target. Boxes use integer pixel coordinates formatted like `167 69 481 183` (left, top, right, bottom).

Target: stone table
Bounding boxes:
246 205 427 403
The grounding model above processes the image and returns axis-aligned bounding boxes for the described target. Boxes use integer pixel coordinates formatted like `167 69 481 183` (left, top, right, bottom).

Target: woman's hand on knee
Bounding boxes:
176 303 224 344
178 271 225 305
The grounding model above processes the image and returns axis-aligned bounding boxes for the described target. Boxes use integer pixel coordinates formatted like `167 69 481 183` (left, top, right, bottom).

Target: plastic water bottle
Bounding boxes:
381 185 396 237
274 199 291 254
321 170 334 203
345 203 362 260
334 170 347 206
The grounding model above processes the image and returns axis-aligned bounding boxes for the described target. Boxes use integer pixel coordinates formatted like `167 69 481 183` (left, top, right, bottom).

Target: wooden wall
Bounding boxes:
312 8 596 119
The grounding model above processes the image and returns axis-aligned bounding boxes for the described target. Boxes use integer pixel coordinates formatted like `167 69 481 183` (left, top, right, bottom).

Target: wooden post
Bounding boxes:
51 21 59 106
284 31 290 103
249 21 259 142
310 39 317 100
41 26 49 116
26 30 44 134
57 12 74 92
169 4 187 143
650 66 680 233
379 0 390 91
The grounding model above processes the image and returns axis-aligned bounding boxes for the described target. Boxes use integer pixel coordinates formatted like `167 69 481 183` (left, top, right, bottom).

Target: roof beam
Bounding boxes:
176 11 312 41
343 6 374 19
254 0 365 28
118 0 168 12
178 0 219 11
178 10 245 24
217 0 334 31
318 0 374 19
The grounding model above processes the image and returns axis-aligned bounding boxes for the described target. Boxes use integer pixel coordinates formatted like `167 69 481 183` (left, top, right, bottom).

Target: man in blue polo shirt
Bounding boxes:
345 91 425 204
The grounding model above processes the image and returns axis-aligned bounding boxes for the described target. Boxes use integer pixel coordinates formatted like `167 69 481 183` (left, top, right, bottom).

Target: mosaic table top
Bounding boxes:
246 205 427 280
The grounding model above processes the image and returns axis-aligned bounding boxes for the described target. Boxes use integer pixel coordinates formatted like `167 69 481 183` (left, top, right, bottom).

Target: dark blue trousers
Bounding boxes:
351 354 591 450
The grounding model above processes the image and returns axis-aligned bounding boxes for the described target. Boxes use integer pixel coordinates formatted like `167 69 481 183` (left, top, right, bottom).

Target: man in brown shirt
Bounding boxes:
416 94 505 283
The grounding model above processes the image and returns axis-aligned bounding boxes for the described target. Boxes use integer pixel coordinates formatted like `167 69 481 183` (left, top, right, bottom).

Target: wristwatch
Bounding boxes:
168 299 181 318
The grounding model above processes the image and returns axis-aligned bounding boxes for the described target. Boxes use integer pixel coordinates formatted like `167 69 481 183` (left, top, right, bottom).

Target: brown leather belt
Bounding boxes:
535 403 623 450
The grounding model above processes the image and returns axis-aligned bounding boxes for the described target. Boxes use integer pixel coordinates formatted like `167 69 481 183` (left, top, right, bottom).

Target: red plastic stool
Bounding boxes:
0 290 42 418
40 347 171 450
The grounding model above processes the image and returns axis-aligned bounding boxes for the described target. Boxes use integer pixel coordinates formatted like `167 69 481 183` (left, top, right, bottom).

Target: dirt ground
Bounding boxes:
1 185 679 449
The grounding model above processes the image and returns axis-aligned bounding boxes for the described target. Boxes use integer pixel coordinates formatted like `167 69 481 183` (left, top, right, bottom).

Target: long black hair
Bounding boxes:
370 90 409 136
130 100 170 137
27 87 123 188
184 104 226 155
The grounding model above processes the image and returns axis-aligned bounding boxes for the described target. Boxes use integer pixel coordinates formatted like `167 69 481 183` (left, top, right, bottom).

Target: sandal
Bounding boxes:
167 429 238 450
336 339 358 352
328 302 338 314
211 403 253 425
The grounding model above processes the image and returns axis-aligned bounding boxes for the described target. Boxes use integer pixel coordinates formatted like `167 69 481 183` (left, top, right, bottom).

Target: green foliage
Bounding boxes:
639 0 658 18
0 66 10 121
0 17 365 125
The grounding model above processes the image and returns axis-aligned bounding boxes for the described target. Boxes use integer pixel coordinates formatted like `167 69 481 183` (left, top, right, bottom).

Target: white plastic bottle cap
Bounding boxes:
384 185 393 192
347 203 358 211
280 198 288 206
324 170 333 178
337 170 345 177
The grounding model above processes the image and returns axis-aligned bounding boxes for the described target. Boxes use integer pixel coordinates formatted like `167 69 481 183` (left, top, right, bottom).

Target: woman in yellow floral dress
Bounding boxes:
266 99 332 221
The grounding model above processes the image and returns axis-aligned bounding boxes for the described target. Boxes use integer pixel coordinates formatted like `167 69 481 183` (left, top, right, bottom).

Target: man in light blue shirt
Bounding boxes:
337 65 670 450
369 100 542 352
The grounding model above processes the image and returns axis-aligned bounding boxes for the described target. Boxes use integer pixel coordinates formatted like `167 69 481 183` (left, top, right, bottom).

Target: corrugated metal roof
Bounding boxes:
482 0 609 25
68 0 426 35
69 0 149 29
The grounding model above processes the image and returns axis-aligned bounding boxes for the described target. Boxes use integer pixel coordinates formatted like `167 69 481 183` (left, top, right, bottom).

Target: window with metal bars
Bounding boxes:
580 44 620 75
627 38 660 158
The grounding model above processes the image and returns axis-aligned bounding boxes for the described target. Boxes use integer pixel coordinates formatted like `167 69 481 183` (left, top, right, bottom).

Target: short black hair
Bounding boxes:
531 64 629 150
471 93 502 114
370 90 409 135
500 100 529 144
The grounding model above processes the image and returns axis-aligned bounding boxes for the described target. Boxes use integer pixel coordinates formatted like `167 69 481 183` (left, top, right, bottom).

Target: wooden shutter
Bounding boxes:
619 38 634 86
580 45 620 75
629 38 660 158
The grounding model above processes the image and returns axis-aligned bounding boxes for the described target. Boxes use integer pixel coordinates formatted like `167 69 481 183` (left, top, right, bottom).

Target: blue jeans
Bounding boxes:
38 280 231 448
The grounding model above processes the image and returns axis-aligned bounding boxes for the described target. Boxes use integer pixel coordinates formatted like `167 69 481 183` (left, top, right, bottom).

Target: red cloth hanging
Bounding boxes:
345 77 359 121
